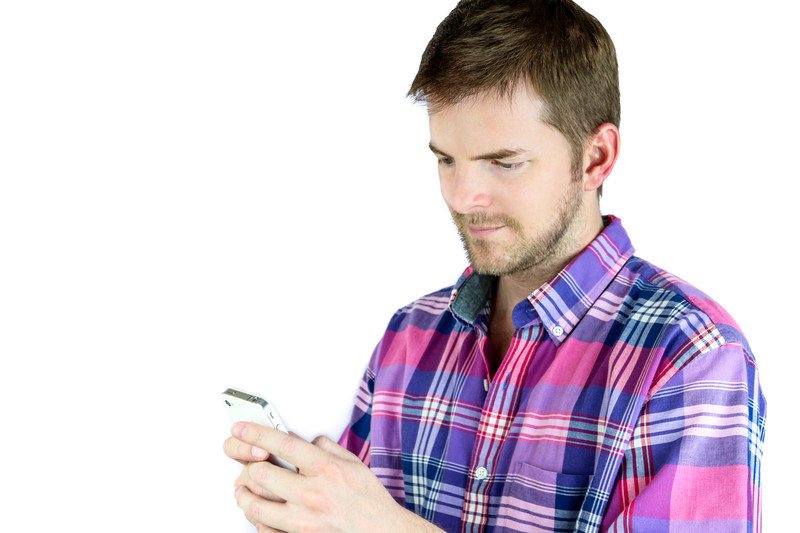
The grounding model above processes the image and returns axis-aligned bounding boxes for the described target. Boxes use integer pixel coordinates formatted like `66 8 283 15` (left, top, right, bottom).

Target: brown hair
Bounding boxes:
407 0 620 198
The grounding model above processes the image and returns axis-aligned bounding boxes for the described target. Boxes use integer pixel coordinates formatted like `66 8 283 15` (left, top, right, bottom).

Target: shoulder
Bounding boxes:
365 282 464 371
621 255 750 350
619 256 760 393
384 282 461 334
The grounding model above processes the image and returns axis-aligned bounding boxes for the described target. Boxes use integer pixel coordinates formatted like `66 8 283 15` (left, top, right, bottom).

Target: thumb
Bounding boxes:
312 434 360 463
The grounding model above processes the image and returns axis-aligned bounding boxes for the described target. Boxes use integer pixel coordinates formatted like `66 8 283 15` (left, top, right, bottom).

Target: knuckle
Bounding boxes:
247 462 261 483
249 462 268 482
249 425 265 443
248 482 266 498
278 434 297 458
299 488 331 514
319 459 344 480
245 499 263 522
298 488 318 509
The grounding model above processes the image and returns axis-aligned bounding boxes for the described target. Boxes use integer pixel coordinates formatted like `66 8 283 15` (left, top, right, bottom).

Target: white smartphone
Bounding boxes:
222 387 298 472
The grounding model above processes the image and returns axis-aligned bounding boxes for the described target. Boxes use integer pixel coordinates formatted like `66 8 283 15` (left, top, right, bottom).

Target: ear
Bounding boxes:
582 123 620 193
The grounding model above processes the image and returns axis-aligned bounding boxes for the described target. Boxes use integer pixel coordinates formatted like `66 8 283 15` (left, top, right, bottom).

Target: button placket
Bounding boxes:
462 324 545 529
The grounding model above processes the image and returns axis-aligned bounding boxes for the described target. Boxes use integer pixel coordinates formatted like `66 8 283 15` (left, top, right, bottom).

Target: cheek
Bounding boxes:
438 171 454 199
501 183 553 229
438 176 462 214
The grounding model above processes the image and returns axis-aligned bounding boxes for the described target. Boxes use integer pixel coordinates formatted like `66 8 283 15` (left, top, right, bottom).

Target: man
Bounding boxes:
223 1 766 531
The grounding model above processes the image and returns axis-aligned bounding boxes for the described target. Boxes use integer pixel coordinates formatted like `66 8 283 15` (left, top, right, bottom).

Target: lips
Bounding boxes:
469 225 505 231
467 224 506 237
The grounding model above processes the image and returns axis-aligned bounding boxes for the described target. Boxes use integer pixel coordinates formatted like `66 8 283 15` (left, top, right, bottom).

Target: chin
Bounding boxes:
469 255 509 276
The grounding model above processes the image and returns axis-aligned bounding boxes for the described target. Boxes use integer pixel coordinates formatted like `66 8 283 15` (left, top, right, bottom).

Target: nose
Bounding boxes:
440 163 492 214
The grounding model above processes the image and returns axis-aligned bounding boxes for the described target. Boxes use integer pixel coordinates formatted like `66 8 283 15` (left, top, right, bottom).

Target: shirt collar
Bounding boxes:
447 214 635 346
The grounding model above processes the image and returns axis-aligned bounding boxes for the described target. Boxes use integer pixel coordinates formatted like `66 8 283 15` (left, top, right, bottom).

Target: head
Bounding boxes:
407 0 620 199
407 0 620 276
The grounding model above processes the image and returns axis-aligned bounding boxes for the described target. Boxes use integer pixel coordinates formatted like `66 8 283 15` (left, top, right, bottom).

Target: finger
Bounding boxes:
234 485 291 532
237 465 286 503
311 435 361 463
224 435 270 463
235 485 274 527
247 460 304 503
234 422 325 475
233 485 257 527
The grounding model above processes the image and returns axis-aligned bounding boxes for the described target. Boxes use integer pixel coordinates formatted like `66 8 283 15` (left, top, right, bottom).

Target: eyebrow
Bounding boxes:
428 141 529 161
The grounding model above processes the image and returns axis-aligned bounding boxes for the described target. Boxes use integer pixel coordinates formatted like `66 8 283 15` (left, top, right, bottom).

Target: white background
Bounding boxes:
1 1 796 531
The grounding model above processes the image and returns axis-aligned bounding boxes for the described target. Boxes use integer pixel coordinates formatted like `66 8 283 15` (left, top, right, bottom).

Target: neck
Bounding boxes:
492 210 605 325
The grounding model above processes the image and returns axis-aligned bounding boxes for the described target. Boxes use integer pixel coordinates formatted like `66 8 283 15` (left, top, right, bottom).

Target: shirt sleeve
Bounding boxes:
601 341 767 532
337 316 395 465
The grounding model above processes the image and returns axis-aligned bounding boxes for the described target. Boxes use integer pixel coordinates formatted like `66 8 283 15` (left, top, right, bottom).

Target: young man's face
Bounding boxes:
428 84 587 276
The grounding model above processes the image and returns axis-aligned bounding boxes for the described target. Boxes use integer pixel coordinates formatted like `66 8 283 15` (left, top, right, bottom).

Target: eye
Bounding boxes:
437 158 454 167
493 160 524 171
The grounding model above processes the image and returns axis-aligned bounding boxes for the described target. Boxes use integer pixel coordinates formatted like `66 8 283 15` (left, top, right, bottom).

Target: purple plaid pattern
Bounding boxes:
338 214 766 532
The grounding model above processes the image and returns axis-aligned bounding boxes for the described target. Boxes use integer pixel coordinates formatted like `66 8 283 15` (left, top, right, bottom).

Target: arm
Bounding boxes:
336 356 376 464
229 423 446 533
602 342 767 531
224 312 447 532
337 309 399 463
335 317 448 532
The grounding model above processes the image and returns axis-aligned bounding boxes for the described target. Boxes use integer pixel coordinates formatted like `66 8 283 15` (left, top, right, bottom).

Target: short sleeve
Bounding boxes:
601 341 767 531
337 312 398 465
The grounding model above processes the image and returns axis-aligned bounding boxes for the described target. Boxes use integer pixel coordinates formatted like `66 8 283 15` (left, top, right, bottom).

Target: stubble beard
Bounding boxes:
451 177 585 277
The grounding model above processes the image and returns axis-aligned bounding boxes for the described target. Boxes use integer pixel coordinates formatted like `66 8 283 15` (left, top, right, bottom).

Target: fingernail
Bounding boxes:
232 422 245 438
251 446 267 460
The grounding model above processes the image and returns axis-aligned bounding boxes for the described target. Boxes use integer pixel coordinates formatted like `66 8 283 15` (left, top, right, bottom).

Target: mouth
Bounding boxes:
467 224 506 237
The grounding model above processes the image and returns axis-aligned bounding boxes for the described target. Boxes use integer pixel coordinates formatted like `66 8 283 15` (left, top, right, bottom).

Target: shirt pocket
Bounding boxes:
497 461 593 532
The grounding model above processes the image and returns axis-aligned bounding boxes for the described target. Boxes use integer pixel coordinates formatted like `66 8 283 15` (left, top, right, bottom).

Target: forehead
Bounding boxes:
427 84 551 147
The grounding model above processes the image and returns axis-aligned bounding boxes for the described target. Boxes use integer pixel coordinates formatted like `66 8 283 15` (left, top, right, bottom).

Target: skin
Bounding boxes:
430 80 619 345
224 81 619 531
223 423 443 532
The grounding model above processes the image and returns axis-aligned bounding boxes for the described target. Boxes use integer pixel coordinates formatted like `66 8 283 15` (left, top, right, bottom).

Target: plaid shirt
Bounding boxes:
338 214 766 532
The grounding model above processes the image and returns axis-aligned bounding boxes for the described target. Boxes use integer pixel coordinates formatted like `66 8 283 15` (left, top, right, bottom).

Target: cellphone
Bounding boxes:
222 387 298 472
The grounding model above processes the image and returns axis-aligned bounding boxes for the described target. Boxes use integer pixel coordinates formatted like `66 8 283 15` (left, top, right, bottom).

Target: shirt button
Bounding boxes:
552 325 564 336
483 378 489 392
475 466 488 480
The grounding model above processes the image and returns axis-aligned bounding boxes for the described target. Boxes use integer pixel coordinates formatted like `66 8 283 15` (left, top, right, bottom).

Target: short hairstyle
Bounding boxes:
407 0 620 199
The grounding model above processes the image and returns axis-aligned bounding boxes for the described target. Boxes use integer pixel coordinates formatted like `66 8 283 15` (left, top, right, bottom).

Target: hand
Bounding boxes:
224 422 441 533
223 428 286 505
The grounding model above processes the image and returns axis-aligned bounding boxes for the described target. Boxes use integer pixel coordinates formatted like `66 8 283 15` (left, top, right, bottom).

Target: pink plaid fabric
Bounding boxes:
339 214 766 532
